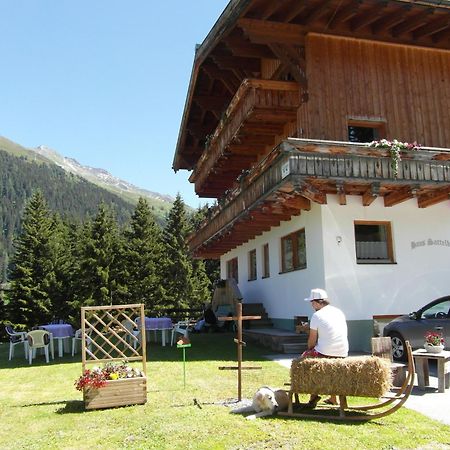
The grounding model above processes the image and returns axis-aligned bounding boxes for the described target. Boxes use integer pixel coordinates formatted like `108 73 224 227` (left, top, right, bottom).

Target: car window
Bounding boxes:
421 300 450 319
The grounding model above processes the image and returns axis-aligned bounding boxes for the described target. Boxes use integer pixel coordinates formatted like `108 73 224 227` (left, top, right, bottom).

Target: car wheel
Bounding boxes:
389 332 407 362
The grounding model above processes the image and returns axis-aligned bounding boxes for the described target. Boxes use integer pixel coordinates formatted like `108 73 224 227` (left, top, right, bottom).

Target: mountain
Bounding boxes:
0 136 175 220
0 147 137 282
33 145 174 207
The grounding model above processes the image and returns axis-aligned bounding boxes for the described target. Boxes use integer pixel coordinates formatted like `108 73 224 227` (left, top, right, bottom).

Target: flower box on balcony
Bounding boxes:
83 376 147 410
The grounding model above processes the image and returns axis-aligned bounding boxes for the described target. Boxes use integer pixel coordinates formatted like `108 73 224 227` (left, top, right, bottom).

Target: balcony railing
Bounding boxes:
190 78 301 197
190 139 450 257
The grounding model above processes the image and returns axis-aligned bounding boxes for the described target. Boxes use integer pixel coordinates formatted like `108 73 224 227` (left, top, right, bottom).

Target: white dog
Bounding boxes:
231 386 289 420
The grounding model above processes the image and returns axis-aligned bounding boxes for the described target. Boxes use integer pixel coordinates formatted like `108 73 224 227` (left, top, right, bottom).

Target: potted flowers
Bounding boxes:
424 331 445 353
75 362 147 410
369 139 421 177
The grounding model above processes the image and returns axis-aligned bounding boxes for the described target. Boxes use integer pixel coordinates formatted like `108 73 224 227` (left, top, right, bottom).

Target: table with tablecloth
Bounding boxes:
40 324 74 357
135 317 173 346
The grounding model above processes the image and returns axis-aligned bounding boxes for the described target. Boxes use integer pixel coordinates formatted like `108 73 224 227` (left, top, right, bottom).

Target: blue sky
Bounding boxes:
0 1 229 208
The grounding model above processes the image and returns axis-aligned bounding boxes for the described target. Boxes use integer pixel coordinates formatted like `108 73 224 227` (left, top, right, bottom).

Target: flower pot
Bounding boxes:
424 343 444 354
83 376 147 410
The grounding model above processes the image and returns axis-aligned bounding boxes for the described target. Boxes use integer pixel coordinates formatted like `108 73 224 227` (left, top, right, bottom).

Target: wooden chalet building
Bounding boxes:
173 0 450 350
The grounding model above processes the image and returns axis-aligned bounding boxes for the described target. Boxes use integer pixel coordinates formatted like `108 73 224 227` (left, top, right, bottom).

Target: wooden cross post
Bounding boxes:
218 302 261 401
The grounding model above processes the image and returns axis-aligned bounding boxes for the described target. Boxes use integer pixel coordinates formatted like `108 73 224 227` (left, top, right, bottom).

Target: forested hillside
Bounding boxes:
0 150 135 282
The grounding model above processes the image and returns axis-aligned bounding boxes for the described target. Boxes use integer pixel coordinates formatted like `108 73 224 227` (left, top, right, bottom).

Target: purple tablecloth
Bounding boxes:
138 317 173 330
40 324 74 338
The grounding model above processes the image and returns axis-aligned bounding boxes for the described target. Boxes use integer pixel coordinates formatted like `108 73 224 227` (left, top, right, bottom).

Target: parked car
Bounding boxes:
383 295 450 361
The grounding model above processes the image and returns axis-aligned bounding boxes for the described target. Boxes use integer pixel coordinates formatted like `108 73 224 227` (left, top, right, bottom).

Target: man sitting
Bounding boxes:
301 288 348 408
194 303 218 332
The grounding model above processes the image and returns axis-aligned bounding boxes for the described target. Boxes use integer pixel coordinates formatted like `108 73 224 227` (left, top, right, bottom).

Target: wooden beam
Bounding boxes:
201 63 240 94
417 187 450 208
260 1 282 21
186 122 216 138
383 188 413 207
336 181 347 205
267 43 307 87
193 95 230 112
212 55 261 73
371 7 411 34
237 18 307 46
362 183 380 206
350 3 388 32
325 1 362 30
294 187 327 204
224 33 275 59
413 15 450 40
299 0 333 25
392 10 434 37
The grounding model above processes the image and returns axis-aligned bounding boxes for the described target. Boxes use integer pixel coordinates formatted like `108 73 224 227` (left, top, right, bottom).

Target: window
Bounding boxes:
226 257 239 283
262 243 270 278
248 249 257 281
281 229 307 273
421 300 450 320
354 221 394 263
348 120 385 143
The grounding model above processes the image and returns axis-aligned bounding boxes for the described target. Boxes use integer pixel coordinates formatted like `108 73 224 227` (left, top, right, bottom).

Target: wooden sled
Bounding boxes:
279 340 415 421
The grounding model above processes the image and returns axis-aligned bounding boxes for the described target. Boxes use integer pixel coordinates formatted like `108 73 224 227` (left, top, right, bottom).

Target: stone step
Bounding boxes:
282 342 308 354
242 302 273 328
243 328 307 352
244 319 273 329
242 303 266 314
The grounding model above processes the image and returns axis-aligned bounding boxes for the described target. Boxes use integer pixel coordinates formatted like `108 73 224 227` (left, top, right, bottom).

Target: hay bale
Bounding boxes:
290 356 392 398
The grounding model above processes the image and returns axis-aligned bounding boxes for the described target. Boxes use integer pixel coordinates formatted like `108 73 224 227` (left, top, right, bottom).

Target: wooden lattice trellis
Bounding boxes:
81 303 147 410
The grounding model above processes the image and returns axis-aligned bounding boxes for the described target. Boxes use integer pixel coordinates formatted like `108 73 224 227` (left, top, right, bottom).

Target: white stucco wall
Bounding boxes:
220 202 326 321
322 195 450 320
220 195 450 322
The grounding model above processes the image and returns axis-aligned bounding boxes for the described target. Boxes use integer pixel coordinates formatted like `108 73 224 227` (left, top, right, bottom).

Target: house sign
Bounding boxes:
411 239 450 250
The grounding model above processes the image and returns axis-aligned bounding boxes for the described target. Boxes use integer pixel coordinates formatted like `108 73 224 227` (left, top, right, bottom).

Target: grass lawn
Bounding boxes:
1 332 449 450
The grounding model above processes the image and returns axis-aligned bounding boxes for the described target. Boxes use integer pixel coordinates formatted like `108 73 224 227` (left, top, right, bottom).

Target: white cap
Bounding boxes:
304 288 328 302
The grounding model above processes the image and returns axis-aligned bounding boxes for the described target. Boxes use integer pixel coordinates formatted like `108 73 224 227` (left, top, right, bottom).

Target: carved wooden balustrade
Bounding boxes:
189 78 301 197
190 139 450 258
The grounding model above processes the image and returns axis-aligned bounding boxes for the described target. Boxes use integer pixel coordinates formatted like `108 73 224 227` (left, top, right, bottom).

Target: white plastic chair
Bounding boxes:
121 320 140 350
5 326 28 360
171 321 190 346
27 330 51 364
71 329 93 356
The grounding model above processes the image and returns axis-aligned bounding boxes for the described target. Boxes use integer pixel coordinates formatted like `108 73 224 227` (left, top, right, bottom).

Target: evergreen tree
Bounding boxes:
162 194 210 309
47 215 76 321
124 197 165 311
190 204 220 291
71 203 126 312
7 191 55 328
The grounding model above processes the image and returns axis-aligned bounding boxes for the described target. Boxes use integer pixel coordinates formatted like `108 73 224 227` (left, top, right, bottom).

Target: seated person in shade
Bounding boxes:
194 303 218 332
301 288 348 408
204 303 218 330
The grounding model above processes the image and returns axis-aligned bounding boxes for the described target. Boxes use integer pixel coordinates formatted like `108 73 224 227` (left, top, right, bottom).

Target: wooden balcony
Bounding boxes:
190 139 450 258
189 79 301 198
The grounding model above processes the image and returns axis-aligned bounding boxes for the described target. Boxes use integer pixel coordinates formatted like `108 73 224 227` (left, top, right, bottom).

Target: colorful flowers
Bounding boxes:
424 330 445 347
75 362 144 391
369 139 421 177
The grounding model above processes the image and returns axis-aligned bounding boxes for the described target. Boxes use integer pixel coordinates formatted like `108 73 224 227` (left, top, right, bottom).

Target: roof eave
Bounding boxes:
173 0 253 171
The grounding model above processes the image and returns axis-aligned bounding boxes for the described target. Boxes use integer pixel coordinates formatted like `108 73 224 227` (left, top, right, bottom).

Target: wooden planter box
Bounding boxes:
83 377 147 410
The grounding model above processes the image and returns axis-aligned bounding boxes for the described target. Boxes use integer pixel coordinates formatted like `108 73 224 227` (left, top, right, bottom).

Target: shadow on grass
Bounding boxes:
0 333 281 369
19 399 85 414
55 400 86 414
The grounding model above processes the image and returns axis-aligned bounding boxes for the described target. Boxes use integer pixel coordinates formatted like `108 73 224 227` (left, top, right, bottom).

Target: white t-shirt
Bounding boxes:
310 304 348 357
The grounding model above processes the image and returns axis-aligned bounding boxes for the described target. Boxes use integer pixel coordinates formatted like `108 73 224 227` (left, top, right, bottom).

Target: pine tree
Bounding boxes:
7 191 55 328
162 194 211 309
47 215 76 321
124 197 165 312
190 204 220 291
71 203 126 311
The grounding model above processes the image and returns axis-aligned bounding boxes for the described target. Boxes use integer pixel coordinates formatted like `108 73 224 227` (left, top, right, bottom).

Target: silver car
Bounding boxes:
383 295 450 361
